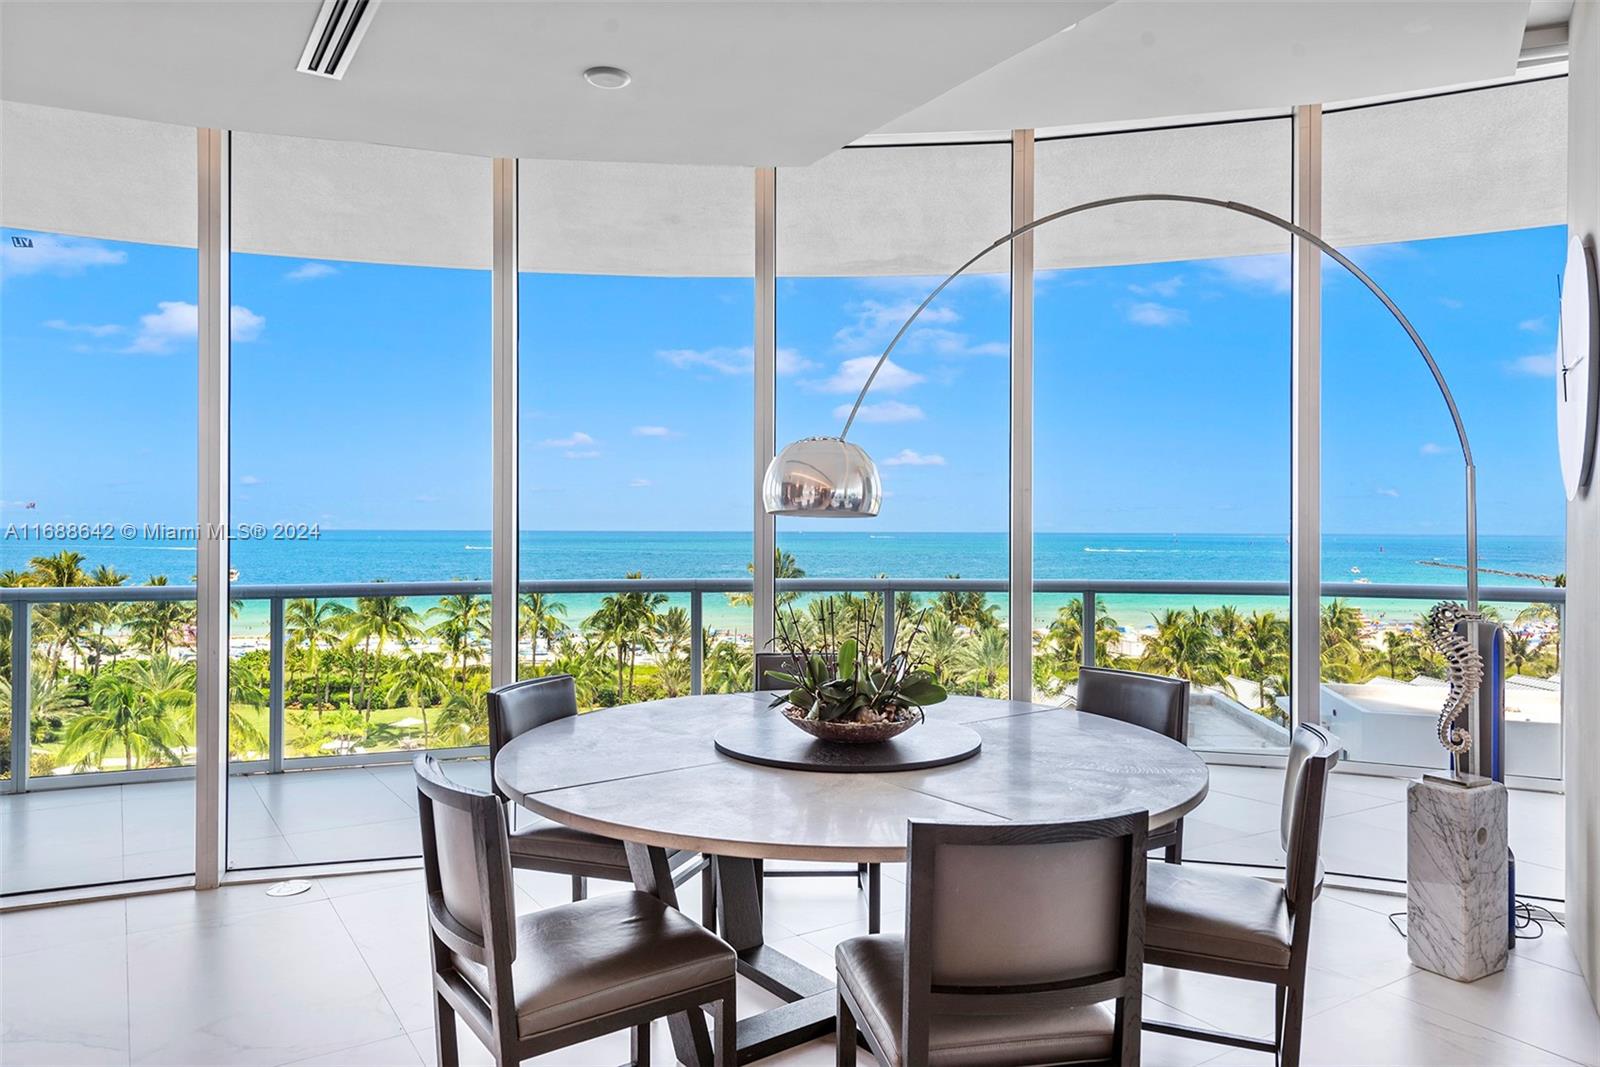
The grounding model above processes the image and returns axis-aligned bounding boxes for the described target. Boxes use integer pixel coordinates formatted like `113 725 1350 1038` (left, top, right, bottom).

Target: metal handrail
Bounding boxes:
3 575 1564 794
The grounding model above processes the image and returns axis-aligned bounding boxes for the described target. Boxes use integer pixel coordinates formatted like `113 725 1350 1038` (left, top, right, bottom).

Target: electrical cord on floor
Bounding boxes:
1386 899 1564 942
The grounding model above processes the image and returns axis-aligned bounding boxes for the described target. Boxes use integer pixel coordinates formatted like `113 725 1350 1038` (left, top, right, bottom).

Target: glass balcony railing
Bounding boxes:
0 576 1564 793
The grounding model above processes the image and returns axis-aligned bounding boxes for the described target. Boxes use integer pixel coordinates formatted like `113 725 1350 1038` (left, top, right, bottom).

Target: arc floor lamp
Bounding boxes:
761 193 1483 615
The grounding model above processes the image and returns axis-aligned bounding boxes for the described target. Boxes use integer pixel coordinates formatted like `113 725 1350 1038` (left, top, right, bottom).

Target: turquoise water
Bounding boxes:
4 530 1564 637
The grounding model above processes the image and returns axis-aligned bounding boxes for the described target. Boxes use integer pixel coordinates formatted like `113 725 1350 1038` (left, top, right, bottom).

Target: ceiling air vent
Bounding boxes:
297 0 382 80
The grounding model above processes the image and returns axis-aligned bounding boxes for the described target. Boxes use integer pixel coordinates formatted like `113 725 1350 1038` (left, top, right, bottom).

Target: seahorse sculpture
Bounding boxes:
1423 601 1484 755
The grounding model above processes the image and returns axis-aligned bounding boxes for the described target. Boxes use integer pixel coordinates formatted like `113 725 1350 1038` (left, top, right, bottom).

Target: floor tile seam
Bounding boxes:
1382 973 1598 1063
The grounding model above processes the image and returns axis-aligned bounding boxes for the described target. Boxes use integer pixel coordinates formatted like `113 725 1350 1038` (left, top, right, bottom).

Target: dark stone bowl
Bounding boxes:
780 704 923 744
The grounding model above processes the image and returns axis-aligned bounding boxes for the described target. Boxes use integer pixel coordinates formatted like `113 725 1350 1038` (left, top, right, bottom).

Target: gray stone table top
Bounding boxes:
494 693 1210 862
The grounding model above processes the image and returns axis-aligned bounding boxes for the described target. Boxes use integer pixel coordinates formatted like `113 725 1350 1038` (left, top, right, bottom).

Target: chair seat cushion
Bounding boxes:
1145 862 1292 969
507 814 632 872
835 935 1115 1067
453 891 734 1038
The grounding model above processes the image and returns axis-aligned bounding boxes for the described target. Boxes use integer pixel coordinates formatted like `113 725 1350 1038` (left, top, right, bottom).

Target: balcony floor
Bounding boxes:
0 761 1568 899
3 852 1596 1066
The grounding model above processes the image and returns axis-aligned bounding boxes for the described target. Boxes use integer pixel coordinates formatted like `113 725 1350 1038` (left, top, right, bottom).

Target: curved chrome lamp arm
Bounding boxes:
836 192 1480 610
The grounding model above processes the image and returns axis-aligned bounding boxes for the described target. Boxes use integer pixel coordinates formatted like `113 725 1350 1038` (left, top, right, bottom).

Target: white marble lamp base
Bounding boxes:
1406 774 1509 982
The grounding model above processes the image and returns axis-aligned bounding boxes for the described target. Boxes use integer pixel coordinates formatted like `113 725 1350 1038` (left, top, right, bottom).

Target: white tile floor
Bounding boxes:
0 762 1569 898
2 860 1596 1067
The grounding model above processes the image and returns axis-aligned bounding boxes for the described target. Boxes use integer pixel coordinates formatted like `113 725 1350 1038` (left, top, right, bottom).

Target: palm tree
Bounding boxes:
286 598 352 708
125 577 195 657
434 674 491 746
1515 602 1561 670
519 592 568 673
429 593 491 678
348 595 425 714
384 650 450 741
956 627 1009 697
729 549 806 609
29 551 91 680
704 636 752 694
908 609 963 683
656 606 691 666
1380 629 1425 680
80 565 130 676
1036 599 1122 688
1140 608 1234 693
586 576 666 700
936 577 1001 632
62 657 192 771
1235 611 1290 716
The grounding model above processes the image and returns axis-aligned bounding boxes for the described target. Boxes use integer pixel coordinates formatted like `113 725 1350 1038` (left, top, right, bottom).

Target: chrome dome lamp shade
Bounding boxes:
762 436 882 517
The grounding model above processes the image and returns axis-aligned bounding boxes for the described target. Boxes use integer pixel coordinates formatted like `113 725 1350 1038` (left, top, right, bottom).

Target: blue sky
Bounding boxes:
1 223 1567 538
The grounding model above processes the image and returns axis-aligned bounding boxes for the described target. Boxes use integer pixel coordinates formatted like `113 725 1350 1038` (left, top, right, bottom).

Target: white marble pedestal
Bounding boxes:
1406 773 1508 982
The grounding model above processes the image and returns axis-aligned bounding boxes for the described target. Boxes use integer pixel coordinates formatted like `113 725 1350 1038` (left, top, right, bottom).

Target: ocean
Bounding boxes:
3 530 1566 638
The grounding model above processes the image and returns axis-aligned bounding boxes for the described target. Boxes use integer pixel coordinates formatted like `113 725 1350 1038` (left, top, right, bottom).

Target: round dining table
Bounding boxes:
494 691 1209 1064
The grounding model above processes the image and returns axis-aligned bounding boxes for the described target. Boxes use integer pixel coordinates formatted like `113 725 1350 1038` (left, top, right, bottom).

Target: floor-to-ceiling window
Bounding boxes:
1032 118 1294 753
227 133 492 869
776 143 1011 693
517 160 755 707
1 105 198 893
1320 78 1567 891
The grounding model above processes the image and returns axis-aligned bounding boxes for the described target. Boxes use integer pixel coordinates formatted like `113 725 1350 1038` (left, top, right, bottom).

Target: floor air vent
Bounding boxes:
297 0 381 80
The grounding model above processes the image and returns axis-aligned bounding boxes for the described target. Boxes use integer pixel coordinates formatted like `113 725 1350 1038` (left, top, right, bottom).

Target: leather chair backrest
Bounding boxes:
929 836 1125 986
1076 666 1188 743
413 755 515 968
488 674 578 761
754 651 835 692
1281 723 1339 906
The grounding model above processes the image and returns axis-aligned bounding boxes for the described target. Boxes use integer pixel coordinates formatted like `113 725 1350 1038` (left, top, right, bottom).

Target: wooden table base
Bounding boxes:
627 844 837 1064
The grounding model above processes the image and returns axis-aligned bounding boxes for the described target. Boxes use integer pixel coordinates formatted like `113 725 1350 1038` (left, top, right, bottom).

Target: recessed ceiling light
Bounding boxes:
583 66 632 90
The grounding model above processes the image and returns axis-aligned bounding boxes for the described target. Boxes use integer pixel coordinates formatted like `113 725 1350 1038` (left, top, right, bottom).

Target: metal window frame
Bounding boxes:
1290 105 1324 728
1009 129 1035 700
491 157 520 688
753 168 778 653
194 127 231 890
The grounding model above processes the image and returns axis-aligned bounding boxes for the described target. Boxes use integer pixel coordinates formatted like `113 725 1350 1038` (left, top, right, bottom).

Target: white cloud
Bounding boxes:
1376 487 1401 498
1208 254 1291 294
1518 317 1546 332
564 450 601 460
834 300 958 353
632 425 676 438
1130 276 1184 298
905 328 1007 358
1420 442 1446 456
1 234 126 278
1126 302 1188 327
832 400 925 424
629 478 652 488
285 262 337 282
1509 352 1557 378
808 356 923 395
237 474 263 486
124 301 264 353
44 318 122 337
1439 297 1465 310
658 345 814 375
881 448 946 467
541 431 595 448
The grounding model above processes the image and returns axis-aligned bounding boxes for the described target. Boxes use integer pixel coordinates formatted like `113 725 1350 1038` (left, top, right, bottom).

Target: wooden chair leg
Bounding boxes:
856 862 868 888
571 874 587 901
1279 983 1304 1067
710 991 736 1067
701 860 718 930
1164 820 1185 864
1274 984 1286 1051
631 1022 652 1066
836 989 859 1067
433 992 459 1067
866 864 881 935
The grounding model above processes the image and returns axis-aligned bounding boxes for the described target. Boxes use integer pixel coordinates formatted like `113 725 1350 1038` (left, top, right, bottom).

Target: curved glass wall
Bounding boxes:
1 106 198 893
777 142 1012 693
516 160 755 707
0 79 1569 896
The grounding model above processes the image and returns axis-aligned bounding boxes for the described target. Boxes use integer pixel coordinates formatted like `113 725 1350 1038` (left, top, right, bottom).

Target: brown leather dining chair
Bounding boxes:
1142 723 1340 1067
1076 666 1190 863
488 675 713 926
413 755 737 1067
836 813 1148 1067
753 651 883 934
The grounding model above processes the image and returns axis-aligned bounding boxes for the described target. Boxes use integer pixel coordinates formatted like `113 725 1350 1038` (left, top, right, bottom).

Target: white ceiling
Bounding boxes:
882 1 1534 136
0 2 1545 166
0 1 1101 167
